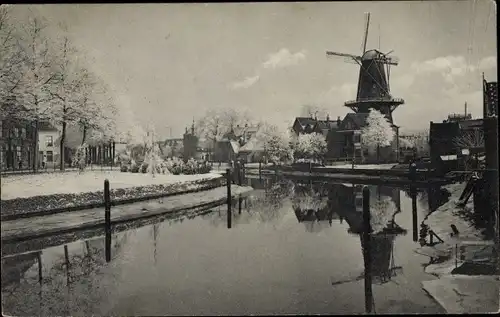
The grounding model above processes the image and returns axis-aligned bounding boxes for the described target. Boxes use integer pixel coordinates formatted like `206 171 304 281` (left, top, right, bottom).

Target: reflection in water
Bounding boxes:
2 177 449 316
1 232 130 316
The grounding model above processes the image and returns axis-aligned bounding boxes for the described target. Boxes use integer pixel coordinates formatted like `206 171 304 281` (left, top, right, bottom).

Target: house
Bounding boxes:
327 113 399 163
233 124 259 144
38 122 60 168
238 136 265 163
183 125 198 160
312 115 340 137
214 138 240 163
0 110 36 171
429 117 485 175
292 117 318 136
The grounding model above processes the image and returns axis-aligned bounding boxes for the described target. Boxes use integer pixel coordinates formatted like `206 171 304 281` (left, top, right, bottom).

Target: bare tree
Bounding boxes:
453 128 484 170
15 13 61 172
453 128 484 149
0 5 24 104
300 104 328 120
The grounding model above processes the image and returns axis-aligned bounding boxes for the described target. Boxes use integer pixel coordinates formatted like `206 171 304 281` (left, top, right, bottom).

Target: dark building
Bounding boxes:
183 122 198 160
429 116 484 175
292 117 318 136
312 115 340 137
326 113 399 163
0 104 37 171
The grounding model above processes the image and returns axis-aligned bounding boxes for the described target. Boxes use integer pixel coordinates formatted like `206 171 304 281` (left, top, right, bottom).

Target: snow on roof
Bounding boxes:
229 140 240 153
239 137 265 152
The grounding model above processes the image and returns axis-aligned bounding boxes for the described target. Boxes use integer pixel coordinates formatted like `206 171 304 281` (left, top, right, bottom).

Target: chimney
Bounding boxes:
337 116 341 124
326 114 330 122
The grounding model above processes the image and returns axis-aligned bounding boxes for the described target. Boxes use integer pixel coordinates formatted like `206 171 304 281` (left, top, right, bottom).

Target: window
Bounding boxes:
13 127 18 138
46 151 53 162
21 127 26 138
45 136 53 147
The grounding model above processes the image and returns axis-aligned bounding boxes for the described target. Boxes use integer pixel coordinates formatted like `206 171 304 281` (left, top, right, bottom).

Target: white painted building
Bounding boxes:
37 122 60 169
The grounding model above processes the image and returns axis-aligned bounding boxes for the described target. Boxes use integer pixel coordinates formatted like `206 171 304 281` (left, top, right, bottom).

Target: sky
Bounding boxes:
7 1 497 138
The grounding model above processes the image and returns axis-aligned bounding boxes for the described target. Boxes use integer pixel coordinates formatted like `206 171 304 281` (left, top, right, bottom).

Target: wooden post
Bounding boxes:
64 245 70 285
238 196 242 214
409 162 417 182
259 161 262 180
226 169 232 229
237 161 242 186
362 186 373 314
104 179 111 262
37 251 43 284
112 141 116 169
411 186 418 242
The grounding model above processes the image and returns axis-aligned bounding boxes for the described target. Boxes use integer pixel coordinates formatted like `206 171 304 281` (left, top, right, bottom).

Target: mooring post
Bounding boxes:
409 162 417 183
226 169 232 229
64 245 70 285
238 195 242 214
104 179 112 262
237 161 242 186
362 186 373 314
411 185 418 242
37 251 43 284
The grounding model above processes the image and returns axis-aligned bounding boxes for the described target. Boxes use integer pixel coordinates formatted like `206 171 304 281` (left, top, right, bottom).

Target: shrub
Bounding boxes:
140 163 149 173
197 163 212 174
130 163 140 173
120 165 129 172
182 158 198 175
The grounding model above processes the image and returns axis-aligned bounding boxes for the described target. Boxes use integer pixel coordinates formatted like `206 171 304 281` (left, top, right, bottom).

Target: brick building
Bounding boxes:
0 102 37 171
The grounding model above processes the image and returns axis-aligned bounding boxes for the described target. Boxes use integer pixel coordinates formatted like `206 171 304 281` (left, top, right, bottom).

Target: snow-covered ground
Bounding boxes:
1 171 222 200
322 163 397 170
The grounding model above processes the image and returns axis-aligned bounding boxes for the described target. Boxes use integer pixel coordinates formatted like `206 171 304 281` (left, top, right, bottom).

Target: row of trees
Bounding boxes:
0 6 117 171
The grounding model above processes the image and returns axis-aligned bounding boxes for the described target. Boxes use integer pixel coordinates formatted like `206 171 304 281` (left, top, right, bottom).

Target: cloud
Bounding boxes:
410 55 476 79
228 75 260 90
262 48 306 69
478 56 496 71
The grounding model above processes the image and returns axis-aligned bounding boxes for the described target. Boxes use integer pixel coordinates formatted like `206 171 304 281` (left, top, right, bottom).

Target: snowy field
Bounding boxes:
1 171 222 200
322 163 397 170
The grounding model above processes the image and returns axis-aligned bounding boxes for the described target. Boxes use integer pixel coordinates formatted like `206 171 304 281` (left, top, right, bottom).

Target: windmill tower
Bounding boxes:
326 13 404 123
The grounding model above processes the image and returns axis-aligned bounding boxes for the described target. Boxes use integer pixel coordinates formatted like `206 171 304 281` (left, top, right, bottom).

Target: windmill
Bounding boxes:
326 12 404 123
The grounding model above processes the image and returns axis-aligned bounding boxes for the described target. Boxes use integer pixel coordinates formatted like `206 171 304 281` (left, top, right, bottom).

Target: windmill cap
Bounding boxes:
362 49 383 60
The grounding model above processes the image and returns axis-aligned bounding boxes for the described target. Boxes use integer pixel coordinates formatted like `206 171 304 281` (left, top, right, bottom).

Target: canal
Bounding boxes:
1 176 450 315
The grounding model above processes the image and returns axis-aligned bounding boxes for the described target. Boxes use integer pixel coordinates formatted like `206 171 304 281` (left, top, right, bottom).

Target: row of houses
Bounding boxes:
1 116 123 172
0 118 63 171
176 112 401 164
292 113 400 164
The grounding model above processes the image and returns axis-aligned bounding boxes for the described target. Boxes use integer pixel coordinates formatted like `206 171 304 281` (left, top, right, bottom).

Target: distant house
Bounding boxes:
292 117 318 136
214 138 240 163
429 117 484 175
183 124 198 160
233 124 259 145
312 116 340 137
327 113 399 163
38 122 60 169
0 102 36 171
238 136 265 163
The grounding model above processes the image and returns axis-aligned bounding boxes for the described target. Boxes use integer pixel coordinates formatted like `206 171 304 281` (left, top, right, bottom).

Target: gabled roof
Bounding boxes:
239 136 265 152
341 113 370 129
314 120 339 131
294 117 317 126
229 140 240 153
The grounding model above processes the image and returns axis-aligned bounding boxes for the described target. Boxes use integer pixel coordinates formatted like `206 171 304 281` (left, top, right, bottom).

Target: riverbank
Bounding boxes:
1 184 253 243
1 171 224 221
415 182 499 314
